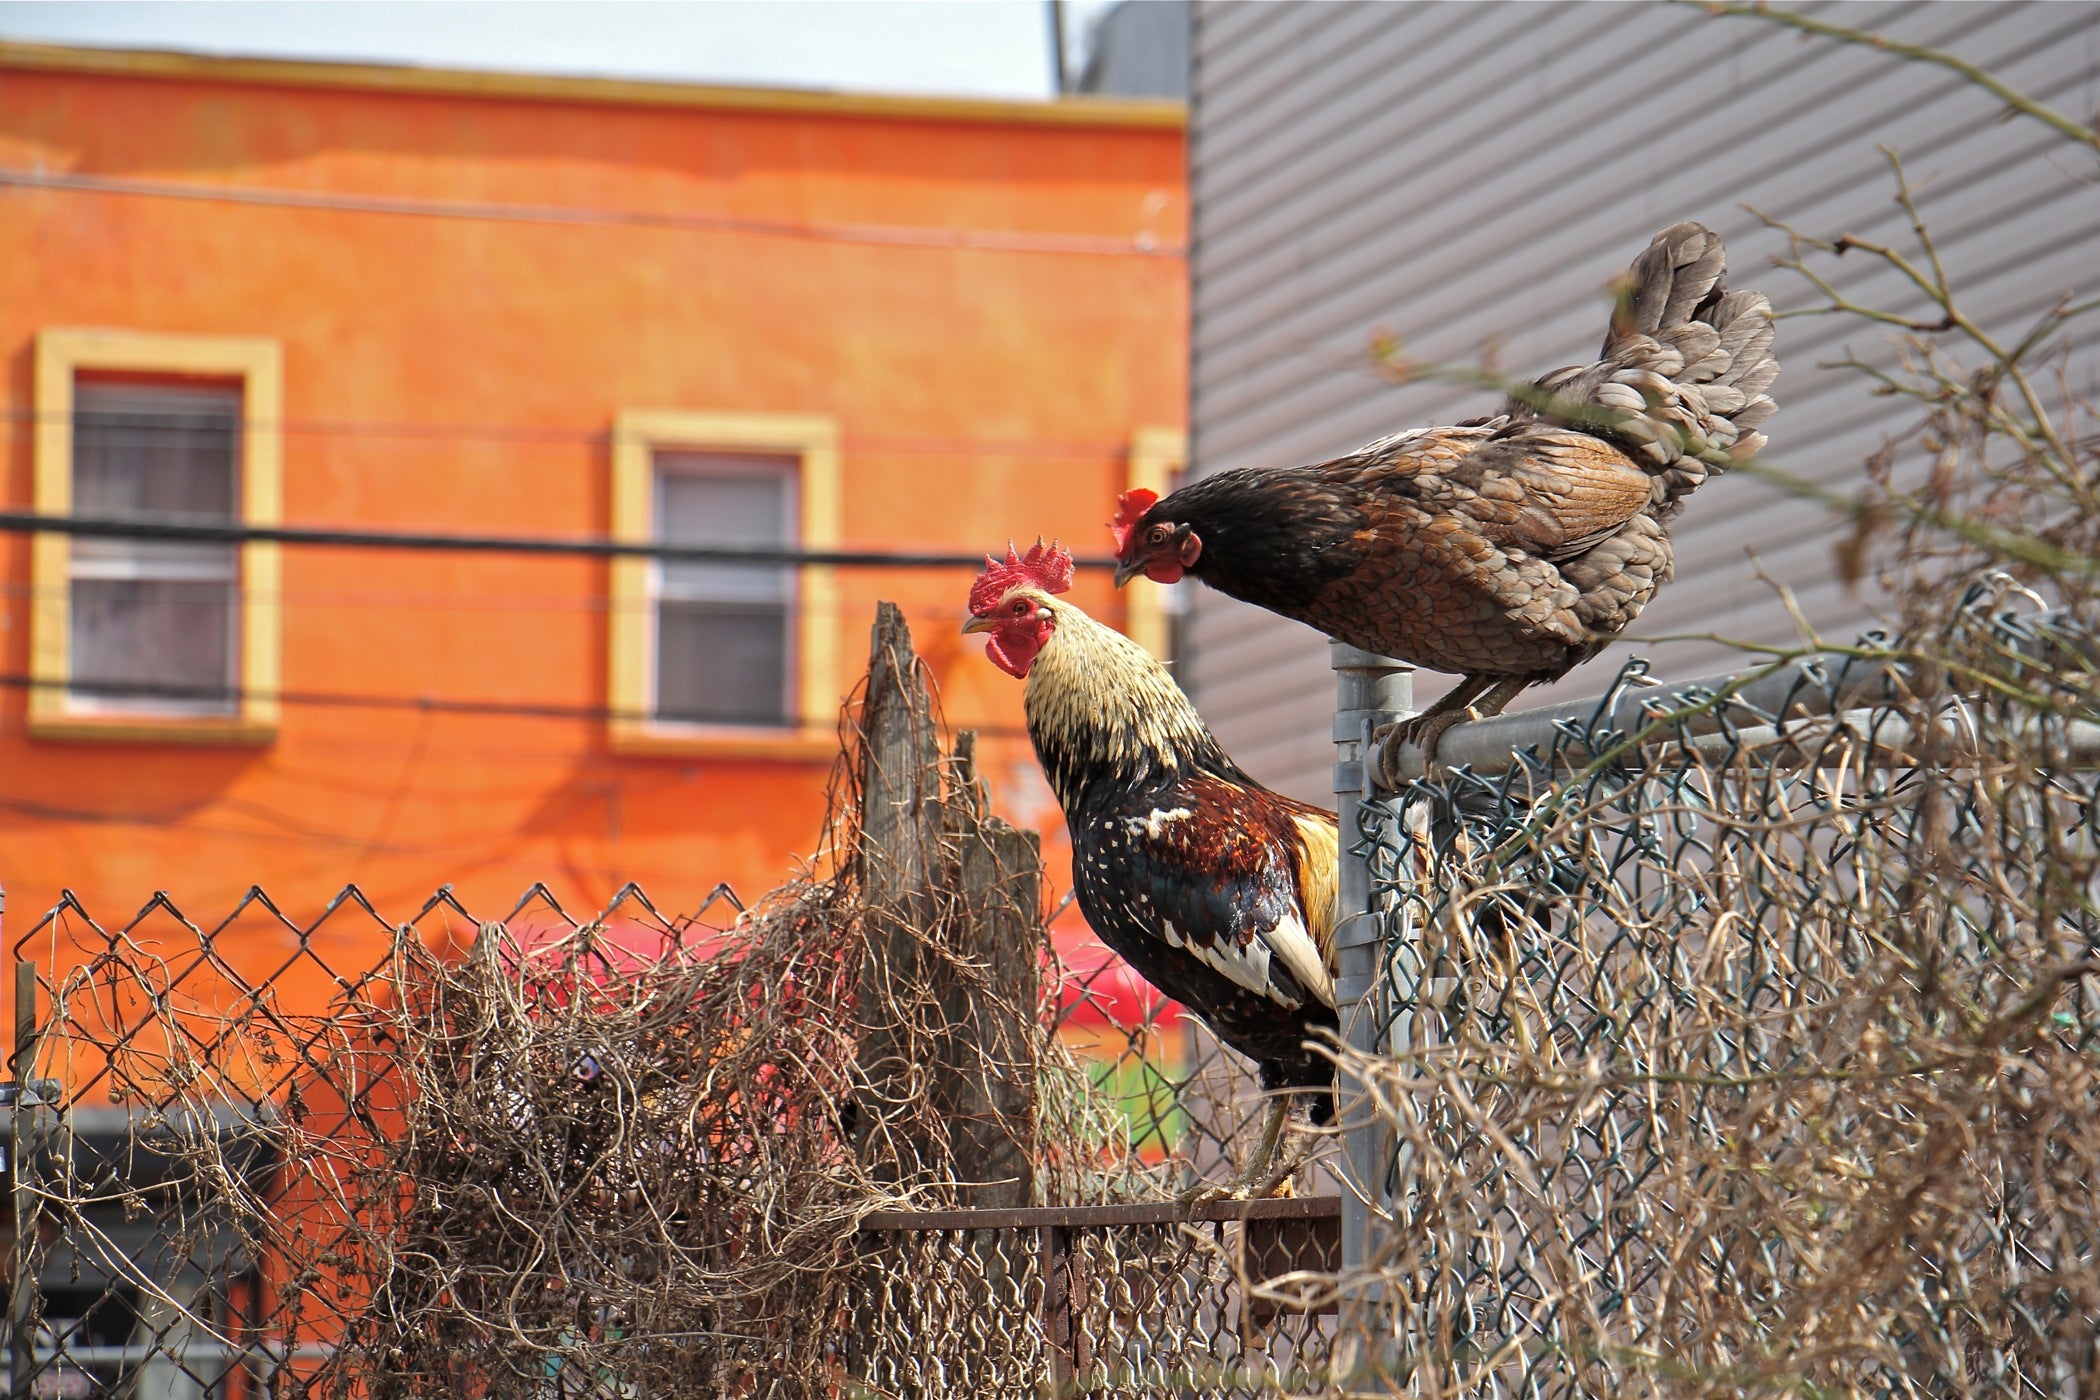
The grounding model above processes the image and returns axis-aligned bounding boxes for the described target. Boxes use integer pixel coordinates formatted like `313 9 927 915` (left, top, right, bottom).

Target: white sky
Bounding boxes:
0 0 1124 100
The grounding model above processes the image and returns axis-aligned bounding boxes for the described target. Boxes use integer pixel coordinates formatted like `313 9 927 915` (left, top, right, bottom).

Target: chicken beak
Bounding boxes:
961 614 995 636
1112 556 1145 589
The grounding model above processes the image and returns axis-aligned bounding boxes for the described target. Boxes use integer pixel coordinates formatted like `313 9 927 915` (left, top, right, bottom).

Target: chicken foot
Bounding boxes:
1178 1093 1320 1203
1372 674 1535 786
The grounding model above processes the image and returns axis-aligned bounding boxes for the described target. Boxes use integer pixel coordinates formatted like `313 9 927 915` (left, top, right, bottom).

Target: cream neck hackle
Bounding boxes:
1006 588 1231 809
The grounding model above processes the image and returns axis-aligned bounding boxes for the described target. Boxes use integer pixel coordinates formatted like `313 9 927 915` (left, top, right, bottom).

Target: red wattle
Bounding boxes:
985 627 1049 678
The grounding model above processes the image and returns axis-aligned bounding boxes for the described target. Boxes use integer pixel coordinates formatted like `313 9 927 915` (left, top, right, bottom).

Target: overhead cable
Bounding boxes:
0 167 1184 259
0 670 1031 738
0 409 1144 458
0 511 1116 570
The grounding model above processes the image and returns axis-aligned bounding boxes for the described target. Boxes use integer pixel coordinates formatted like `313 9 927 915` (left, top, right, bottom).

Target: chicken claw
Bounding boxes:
1373 709 1473 787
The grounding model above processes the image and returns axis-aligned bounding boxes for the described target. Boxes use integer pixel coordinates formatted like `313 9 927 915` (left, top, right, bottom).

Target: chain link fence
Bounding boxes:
3 587 2094 1397
1 889 1330 1398
851 1198 1336 1397
1336 585 2100 1397
0 603 1330 1399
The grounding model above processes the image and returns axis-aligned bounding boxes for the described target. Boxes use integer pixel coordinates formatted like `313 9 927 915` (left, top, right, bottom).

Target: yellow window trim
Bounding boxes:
609 409 841 757
1123 426 1187 661
29 328 283 744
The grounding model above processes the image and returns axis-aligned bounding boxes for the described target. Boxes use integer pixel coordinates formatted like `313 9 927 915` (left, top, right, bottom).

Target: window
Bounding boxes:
68 383 242 713
31 330 283 743
654 453 796 727
609 411 840 757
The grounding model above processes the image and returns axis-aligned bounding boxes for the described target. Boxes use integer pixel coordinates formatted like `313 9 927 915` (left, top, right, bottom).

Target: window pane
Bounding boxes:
651 452 798 728
71 381 240 580
74 382 239 520
657 457 793 604
68 382 242 711
70 578 236 711
655 602 789 727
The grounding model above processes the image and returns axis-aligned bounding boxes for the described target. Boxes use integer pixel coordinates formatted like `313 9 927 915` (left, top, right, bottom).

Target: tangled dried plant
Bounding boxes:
336 884 882 1395
19 606 1196 1398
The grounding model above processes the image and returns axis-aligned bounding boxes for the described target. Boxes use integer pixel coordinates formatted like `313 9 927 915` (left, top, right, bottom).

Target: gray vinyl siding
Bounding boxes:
1185 0 2100 801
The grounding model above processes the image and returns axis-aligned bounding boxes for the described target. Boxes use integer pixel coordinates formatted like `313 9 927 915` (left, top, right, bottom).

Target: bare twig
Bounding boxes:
1691 1 2100 153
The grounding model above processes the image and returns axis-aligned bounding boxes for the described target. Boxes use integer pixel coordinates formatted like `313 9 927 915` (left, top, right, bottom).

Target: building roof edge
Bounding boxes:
0 39 1188 129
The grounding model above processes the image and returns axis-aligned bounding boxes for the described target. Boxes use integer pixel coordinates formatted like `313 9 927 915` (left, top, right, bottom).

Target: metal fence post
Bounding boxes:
9 951 38 1400
1329 644 1411 1286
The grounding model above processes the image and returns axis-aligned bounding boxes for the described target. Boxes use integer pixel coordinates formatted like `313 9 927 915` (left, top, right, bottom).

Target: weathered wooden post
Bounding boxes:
941 732 1040 1208
855 603 1042 1205
854 603 945 1178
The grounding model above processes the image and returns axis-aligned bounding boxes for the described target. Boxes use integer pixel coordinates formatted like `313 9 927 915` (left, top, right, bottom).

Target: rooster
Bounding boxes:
1110 222 1777 780
964 541 1338 1198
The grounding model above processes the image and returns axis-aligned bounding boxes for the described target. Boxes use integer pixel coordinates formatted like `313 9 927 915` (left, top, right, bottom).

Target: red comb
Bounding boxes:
1109 488 1160 555
968 538 1074 615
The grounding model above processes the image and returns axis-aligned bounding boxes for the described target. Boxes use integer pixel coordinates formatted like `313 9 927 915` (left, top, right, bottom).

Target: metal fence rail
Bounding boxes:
853 1198 1337 1397
1383 606 2100 784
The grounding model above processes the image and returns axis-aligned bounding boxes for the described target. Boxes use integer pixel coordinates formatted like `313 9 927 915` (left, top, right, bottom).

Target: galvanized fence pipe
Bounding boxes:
1386 613 2100 782
1383 650 1907 783
1328 643 1411 1288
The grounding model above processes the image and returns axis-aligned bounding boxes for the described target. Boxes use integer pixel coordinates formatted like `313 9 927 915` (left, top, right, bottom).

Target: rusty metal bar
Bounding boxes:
1041 1223 1074 1391
858 1195 1338 1232
9 956 37 1400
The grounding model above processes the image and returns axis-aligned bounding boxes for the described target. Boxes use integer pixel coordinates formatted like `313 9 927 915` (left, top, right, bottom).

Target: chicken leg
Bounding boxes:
1179 1093 1320 1203
1374 674 1535 787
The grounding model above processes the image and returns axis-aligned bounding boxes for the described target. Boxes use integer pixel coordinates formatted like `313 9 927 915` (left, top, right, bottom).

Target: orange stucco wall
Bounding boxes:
0 52 1186 978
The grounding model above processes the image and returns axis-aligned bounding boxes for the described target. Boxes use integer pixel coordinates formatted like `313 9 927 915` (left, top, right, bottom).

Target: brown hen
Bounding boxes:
1111 222 1777 774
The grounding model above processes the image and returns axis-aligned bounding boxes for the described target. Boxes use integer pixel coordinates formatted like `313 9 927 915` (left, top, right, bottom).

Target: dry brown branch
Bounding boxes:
1690 1 2100 154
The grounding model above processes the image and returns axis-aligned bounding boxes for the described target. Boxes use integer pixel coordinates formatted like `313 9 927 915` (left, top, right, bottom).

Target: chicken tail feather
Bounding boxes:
1523 222 1778 518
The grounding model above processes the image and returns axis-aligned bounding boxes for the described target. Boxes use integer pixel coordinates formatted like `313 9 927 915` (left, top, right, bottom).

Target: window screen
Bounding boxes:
652 452 796 727
68 381 241 713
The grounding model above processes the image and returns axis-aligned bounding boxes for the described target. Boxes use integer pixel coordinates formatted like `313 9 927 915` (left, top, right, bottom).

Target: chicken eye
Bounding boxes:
1147 524 1171 545
1010 599 1030 615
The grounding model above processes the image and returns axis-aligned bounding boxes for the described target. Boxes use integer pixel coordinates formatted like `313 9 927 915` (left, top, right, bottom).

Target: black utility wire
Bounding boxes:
1 408 1140 457
0 512 1116 570
0 167 1182 258
0 672 1034 738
